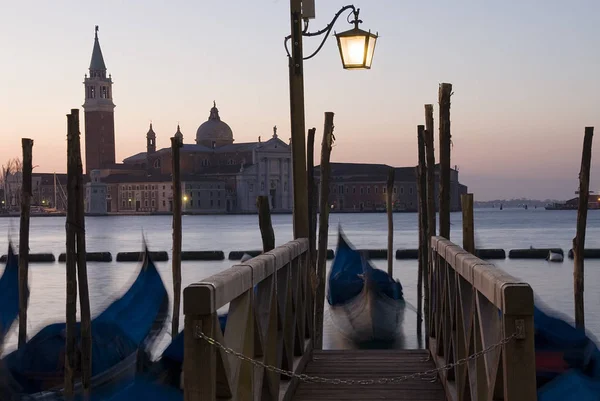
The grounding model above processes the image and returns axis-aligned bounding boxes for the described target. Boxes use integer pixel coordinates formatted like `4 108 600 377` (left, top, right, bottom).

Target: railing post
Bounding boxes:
428 239 438 342
184 286 216 401
502 284 537 401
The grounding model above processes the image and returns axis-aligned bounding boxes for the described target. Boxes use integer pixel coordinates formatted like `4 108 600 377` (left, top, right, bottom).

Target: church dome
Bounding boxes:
195 102 233 146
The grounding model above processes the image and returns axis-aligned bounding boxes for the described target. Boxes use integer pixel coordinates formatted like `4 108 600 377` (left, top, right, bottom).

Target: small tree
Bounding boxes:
1 158 23 209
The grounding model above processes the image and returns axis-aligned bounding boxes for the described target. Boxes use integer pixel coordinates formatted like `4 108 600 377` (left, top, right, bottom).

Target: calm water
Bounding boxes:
1 208 600 355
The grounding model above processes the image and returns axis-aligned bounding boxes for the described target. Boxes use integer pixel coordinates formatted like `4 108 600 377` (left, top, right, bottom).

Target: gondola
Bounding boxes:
1 246 169 400
0 243 22 342
534 301 600 400
69 253 255 400
0 243 24 401
327 228 405 344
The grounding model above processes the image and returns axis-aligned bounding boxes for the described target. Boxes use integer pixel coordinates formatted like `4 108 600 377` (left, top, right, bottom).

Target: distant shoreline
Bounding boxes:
0 209 471 218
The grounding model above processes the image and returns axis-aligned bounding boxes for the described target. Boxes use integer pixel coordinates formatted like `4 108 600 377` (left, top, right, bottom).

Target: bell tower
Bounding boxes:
83 25 116 173
146 123 156 154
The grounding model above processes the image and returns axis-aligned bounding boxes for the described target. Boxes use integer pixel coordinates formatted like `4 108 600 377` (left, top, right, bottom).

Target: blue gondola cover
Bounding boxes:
0 244 21 339
2 247 169 395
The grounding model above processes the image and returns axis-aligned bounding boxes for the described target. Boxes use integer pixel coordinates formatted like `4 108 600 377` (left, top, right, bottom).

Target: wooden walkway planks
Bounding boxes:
292 350 445 400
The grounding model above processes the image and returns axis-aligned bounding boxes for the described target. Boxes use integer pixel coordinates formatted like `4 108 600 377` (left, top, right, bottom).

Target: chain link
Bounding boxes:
194 323 521 385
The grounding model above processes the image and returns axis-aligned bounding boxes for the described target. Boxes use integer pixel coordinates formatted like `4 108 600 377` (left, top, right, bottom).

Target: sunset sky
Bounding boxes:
1 0 599 201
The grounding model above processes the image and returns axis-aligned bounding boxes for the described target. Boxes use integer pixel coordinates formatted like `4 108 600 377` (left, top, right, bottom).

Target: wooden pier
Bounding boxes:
294 350 444 400
182 236 537 401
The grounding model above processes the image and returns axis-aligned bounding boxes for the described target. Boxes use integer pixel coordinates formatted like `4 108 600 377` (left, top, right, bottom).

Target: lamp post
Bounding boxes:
286 1 377 239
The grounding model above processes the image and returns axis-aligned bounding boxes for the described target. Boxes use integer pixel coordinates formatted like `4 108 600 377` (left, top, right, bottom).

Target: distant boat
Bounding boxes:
2 245 169 399
327 228 405 343
546 251 564 262
545 202 577 211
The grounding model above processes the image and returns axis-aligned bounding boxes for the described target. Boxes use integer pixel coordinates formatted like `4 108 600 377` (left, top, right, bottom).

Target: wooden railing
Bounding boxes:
182 238 313 401
429 237 537 401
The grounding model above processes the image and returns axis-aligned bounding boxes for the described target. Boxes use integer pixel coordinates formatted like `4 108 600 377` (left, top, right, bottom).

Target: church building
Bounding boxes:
83 27 293 214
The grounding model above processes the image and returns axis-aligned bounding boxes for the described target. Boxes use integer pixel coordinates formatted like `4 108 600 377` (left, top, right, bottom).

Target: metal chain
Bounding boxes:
194 324 521 385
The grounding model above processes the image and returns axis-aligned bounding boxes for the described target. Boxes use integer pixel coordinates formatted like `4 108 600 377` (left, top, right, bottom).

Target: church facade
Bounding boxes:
118 109 294 213
82 28 293 214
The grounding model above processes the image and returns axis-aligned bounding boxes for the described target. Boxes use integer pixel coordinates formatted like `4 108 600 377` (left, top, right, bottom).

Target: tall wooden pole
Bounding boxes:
574 127 593 329
461 194 475 253
386 168 394 277
307 127 318 294
54 172 57 210
18 138 33 349
417 125 428 331
424 105 436 238
314 112 334 350
288 0 309 239
71 109 92 398
171 136 183 338
438 83 452 240
307 127 317 265
424 105 435 348
257 196 275 253
64 112 78 398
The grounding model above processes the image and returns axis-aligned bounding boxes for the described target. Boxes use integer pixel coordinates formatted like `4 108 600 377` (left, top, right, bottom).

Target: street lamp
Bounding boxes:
285 5 378 69
286 2 377 239
335 9 378 69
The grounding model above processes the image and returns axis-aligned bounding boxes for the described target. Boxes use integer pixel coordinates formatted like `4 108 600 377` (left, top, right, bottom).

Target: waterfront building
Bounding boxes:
100 174 230 214
315 163 467 212
22 27 468 215
85 170 108 214
33 173 69 210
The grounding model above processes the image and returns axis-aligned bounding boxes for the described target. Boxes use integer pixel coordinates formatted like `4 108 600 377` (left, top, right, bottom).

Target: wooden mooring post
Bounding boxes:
171 136 183 338
386 168 394 277
71 110 92 397
438 83 452 240
18 138 33 350
307 127 317 266
574 127 594 329
314 112 334 350
64 111 78 398
424 105 436 238
461 193 474 253
424 104 435 346
257 195 275 252
416 125 428 333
